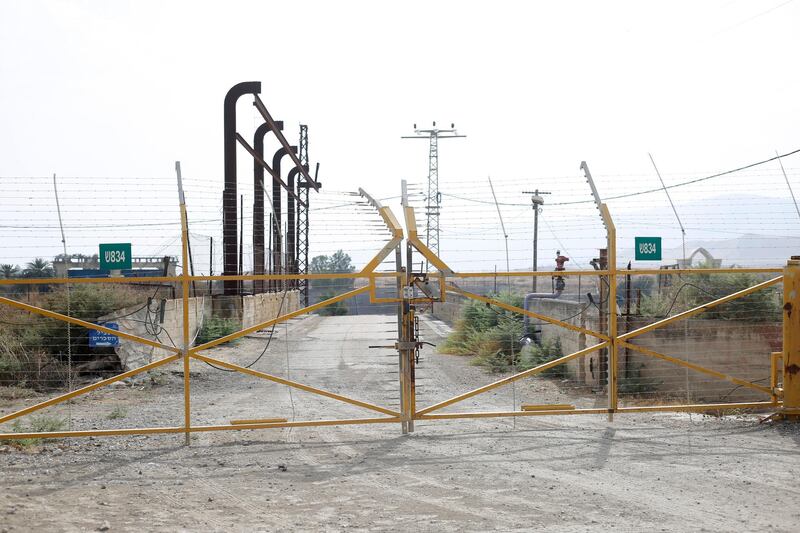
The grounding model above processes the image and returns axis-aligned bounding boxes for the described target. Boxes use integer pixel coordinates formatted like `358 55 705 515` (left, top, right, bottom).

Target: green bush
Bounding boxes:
518 337 566 378
0 284 142 390
317 290 349 316
0 328 72 390
196 317 240 345
440 292 524 372
18 285 144 359
640 263 780 322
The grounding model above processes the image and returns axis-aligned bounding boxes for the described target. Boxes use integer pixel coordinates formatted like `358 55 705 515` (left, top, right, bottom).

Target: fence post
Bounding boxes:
582 163 618 419
783 256 800 416
176 162 192 445
600 204 618 420
396 245 409 434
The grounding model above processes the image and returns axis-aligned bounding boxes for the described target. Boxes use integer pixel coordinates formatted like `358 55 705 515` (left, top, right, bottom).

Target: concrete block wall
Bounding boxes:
625 319 780 402
242 291 300 330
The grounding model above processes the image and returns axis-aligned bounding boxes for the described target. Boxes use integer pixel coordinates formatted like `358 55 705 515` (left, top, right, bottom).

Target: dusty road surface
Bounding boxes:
2 314 800 532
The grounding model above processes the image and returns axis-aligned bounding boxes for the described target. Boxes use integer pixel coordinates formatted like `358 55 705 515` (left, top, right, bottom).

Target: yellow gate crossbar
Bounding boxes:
0 296 181 354
0 416 403 441
446 285 609 341
0 354 181 425
619 276 782 341
0 181 790 441
358 188 404 276
191 353 399 417
621 342 773 396
416 341 609 415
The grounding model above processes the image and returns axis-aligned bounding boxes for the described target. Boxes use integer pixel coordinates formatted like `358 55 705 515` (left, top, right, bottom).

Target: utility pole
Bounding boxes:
522 189 551 292
402 122 465 271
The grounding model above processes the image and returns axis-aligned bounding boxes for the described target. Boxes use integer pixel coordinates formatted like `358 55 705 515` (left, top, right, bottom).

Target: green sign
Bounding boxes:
635 237 661 261
99 243 132 270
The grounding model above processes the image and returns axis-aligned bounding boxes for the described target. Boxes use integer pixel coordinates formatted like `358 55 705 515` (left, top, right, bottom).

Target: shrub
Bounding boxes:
440 292 524 372
0 285 145 390
18 285 145 360
518 338 566 378
196 317 240 345
640 263 780 322
0 328 73 390
3 415 66 448
317 290 349 316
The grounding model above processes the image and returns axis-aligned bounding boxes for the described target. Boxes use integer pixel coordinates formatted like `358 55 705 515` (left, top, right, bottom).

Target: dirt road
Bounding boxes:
2 314 799 532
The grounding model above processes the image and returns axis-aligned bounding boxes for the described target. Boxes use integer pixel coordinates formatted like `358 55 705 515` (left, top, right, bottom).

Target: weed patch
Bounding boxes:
3 415 66 448
196 318 240 345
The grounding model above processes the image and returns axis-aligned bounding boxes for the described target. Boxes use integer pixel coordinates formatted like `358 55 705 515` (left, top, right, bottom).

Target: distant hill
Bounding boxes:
662 234 800 267
615 194 799 267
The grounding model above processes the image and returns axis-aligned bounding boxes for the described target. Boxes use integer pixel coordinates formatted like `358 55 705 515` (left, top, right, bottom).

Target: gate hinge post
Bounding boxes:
781 257 800 418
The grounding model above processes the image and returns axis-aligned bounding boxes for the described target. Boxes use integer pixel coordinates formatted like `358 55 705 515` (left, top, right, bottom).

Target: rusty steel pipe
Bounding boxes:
287 164 307 289
253 120 283 294
270 145 297 290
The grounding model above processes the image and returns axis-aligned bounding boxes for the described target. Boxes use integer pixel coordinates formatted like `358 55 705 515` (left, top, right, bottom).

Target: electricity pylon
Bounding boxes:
402 122 465 271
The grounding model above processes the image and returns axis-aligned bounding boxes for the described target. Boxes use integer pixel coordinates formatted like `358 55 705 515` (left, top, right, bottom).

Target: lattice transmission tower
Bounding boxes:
297 124 310 305
402 122 465 270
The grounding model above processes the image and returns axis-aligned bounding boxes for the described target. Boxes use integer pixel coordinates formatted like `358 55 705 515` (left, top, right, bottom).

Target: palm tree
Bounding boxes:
22 258 55 278
0 264 20 279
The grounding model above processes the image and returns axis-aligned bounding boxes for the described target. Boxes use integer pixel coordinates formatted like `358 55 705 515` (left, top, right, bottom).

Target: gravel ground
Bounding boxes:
2 313 800 532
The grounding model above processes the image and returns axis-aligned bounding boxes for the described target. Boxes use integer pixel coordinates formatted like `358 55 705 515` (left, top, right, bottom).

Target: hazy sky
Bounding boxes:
1 0 798 271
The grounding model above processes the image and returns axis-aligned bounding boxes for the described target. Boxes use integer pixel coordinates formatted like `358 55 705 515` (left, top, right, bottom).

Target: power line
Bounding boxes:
442 148 800 207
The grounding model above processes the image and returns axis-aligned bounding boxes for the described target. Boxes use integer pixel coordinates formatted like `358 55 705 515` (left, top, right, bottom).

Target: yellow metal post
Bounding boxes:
400 240 416 433
396 243 411 434
782 257 800 417
177 162 191 445
408 305 416 430
599 204 618 420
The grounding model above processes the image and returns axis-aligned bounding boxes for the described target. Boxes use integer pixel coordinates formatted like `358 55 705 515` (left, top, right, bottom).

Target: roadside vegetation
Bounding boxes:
310 250 355 316
518 338 566 376
439 292 565 375
1 266 147 390
1 415 66 448
639 262 780 321
196 317 240 345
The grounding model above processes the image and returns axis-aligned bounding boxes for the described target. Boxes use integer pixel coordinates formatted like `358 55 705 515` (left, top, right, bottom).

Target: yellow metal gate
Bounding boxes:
0 183 796 443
